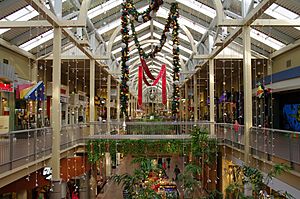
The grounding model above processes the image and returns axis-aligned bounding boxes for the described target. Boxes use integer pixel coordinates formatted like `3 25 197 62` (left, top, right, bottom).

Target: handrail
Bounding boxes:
7 127 52 135
251 126 300 135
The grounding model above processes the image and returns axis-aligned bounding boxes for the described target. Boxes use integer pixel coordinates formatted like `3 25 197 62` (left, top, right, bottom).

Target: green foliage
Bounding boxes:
201 190 223 199
178 164 202 194
87 139 192 163
225 164 292 199
112 157 162 199
190 127 218 164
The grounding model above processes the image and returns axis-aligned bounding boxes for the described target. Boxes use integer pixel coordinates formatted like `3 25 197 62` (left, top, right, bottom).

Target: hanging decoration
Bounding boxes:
120 3 130 117
138 66 143 106
121 1 180 116
256 82 272 98
170 3 181 115
138 64 167 106
130 7 174 59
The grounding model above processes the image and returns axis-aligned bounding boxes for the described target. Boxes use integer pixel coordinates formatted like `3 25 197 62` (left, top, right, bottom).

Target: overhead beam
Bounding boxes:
0 38 36 60
209 0 275 60
24 0 85 27
78 0 91 25
0 20 86 28
24 0 95 60
220 19 300 27
271 38 300 58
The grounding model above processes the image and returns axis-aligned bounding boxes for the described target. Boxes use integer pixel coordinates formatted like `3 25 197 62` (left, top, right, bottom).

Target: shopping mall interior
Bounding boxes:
0 0 300 198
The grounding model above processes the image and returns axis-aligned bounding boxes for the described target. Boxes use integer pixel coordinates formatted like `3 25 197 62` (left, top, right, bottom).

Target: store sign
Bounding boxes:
0 116 9 134
42 167 52 180
0 82 13 92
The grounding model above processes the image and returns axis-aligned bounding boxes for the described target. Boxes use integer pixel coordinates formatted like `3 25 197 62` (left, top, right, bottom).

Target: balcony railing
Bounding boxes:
0 122 299 176
0 124 89 174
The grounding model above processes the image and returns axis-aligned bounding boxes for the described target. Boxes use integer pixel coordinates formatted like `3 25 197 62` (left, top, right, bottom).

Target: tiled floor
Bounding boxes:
97 155 184 199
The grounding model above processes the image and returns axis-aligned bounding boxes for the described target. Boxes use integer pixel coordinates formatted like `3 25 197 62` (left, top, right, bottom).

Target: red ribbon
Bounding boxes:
162 64 167 105
138 63 167 105
141 58 156 80
138 65 143 106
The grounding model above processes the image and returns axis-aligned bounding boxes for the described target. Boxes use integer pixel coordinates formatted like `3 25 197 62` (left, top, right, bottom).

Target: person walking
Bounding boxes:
174 165 181 181
233 120 240 143
166 157 171 169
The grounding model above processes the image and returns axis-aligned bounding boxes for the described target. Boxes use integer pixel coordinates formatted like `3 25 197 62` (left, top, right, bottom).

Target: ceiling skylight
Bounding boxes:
265 3 300 31
20 30 54 51
0 5 39 35
88 0 123 19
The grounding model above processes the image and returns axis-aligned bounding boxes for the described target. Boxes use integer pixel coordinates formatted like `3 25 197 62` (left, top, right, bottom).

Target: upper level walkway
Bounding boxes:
0 121 299 189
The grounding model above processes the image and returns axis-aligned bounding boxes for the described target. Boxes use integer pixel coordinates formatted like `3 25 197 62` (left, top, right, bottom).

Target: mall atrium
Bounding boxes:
0 0 300 198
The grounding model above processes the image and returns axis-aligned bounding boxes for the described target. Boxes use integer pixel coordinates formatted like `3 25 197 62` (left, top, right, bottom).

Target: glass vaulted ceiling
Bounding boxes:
0 0 298 53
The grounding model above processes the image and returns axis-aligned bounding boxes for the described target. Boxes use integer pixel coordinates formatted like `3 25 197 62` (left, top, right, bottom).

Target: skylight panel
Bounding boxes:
157 7 207 35
97 19 121 35
266 4 299 20
20 30 54 51
0 5 39 35
250 28 285 50
176 0 216 18
88 0 123 19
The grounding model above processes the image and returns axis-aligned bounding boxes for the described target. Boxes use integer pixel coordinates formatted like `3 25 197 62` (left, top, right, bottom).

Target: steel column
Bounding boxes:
243 26 252 165
50 27 62 199
90 59 95 136
209 59 215 136
107 75 111 134
193 75 198 122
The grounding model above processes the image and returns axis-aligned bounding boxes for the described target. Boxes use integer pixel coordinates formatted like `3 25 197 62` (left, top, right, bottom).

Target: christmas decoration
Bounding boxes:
121 1 180 116
170 3 181 115
256 82 272 98
120 3 130 117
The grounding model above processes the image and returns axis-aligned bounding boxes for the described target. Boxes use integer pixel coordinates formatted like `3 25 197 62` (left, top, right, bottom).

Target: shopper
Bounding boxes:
233 120 240 142
166 157 171 169
174 165 180 180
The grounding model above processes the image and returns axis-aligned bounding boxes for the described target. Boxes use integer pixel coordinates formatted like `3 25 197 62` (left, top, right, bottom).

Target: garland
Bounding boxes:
124 0 163 23
130 6 174 59
87 139 191 163
120 0 163 117
171 3 181 116
120 4 130 117
87 127 218 164
121 1 181 116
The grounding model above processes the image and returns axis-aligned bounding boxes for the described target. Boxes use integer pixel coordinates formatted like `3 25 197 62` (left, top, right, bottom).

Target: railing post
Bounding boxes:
209 59 215 136
34 129 37 160
288 133 294 169
9 133 13 170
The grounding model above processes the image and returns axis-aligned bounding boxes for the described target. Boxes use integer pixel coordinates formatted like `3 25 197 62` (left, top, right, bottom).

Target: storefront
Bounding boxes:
46 83 69 126
0 62 15 132
16 81 45 129
69 91 87 124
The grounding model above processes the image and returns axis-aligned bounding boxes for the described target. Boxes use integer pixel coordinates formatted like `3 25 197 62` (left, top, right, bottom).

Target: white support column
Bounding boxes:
242 0 253 18
209 59 215 136
50 27 62 199
131 95 134 118
107 75 111 134
243 26 252 165
193 75 198 122
53 0 62 19
117 83 120 123
185 83 188 121
90 59 95 136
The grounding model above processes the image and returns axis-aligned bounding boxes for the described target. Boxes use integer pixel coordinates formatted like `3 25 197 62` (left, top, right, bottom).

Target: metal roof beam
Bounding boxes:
24 0 95 59
220 19 300 27
0 38 36 60
0 20 86 28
